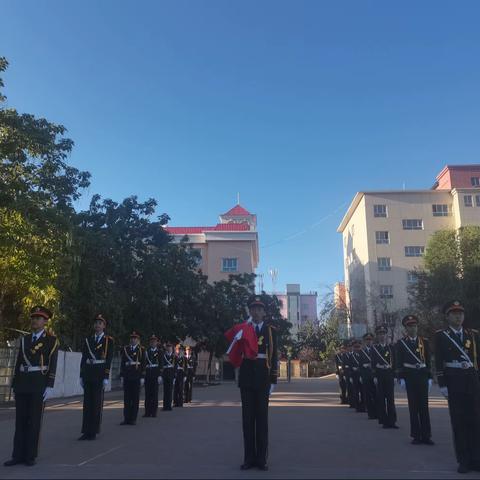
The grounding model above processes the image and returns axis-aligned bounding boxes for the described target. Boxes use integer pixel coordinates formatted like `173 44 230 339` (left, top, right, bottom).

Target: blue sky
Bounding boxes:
2 1 480 296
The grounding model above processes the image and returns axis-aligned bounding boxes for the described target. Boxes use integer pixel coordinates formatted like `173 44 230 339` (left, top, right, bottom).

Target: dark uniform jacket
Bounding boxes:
435 327 480 389
395 336 431 380
186 355 197 375
120 345 146 381
144 347 162 379
358 347 374 378
239 321 278 389
371 344 395 374
335 352 345 376
12 331 59 394
175 355 187 374
161 352 176 381
80 334 114 382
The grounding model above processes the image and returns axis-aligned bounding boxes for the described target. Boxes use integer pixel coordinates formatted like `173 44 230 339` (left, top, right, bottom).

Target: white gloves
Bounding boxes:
359 377 363 384
140 379 145 387
399 379 406 390
80 378 84 389
269 384 275 395
103 379 109 388
440 386 448 398
335 374 339 379
43 387 54 401
373 377 378 386
120 377 123 387
349 378 353 384
157 377 163 385
428 379 432 393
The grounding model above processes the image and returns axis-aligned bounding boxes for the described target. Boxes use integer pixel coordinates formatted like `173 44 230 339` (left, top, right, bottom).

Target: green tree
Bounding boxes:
409 226 480 337
0 56 90 339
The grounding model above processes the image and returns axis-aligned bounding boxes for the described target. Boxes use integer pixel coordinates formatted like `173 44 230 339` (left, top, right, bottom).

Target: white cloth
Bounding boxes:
428 379 432 393
440 386 448 398
32 329 45 343
103 379 109 387
373 377 378 386
140 378 145 386
158 377 163 385
399 379 406 390
269 384 275 395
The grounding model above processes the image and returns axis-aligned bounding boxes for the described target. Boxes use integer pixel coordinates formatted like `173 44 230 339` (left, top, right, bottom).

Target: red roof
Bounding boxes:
165 222 250 235
222 204 252 216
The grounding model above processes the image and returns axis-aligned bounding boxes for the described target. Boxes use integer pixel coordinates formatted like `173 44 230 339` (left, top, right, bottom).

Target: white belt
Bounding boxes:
403 363 426 369
164 365 173 368
352 367 359 371
177 367 184 370
20 365 48 372
146 364 159 368
362 363 371 368
376 364 391 370
126 361 140 366
256 353 267 359
445 361 474 369
86 359 106 365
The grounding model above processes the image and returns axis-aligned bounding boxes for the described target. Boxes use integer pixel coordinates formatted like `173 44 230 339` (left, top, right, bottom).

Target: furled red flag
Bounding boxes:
225 321 258 368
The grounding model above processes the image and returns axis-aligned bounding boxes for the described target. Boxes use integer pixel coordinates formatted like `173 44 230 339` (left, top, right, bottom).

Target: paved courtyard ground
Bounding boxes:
0 376 475 479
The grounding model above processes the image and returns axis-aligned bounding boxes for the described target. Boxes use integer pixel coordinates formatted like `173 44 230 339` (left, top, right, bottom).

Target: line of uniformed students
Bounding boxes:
335 300 480 474
4 309 198 466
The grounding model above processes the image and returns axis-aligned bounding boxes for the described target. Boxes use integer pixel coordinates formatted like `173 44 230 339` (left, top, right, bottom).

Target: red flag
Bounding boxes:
225 322 258 367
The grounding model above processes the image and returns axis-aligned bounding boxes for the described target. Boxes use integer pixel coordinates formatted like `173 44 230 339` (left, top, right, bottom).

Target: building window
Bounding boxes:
374 204 387 218
407 272 419 285
375 231 389 244
221 258 238 272
432 204 449 217
380 285 393 299
464 195 473 207
471 177 480 187
402 219 423 230
378 257 392 271
405 246 425 257
476 195 480 207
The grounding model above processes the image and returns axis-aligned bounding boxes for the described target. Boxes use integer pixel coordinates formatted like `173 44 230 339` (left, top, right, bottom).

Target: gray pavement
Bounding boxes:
0 376 477 479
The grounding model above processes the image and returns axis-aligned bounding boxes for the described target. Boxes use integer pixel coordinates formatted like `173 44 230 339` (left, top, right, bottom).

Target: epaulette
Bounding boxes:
435 329 446 333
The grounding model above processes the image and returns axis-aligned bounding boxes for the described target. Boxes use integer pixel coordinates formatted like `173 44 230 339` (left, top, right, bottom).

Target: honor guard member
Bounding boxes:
4 306 59 467
435 301 480 474
351 340 365 413
372 325 398 429
174 344 186 407
119 332 145 425
334 344 348 405
144 335 162 417
161 342 175 411
184 346 197 403
79 314 114 440
396 315 433 446
359 333 377 419
239 296 278 471
343 341 356 409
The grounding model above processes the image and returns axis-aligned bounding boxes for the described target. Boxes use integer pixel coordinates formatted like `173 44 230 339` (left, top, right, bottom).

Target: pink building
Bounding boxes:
434 164 480 190
276 284 318 336
165 204 259 283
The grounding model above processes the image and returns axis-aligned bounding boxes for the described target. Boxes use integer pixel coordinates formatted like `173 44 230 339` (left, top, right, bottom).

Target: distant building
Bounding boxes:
337 165 480 336
165 204 259 283
276 284 318 336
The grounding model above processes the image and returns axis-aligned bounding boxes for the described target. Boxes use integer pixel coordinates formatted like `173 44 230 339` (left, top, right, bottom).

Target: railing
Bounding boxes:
0 347 17 402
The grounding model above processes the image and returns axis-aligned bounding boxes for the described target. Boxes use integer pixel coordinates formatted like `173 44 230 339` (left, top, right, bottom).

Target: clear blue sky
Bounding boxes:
2 1 480 296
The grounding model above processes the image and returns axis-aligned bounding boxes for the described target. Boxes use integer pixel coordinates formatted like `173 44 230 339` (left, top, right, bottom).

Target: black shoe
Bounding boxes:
422 438 435 445
25 460 36 467
411 438 422 445
458 464 469 474
78 434 89 440
4 459 22 467
87 434 96 440
257 464 269 471
240 463 254 470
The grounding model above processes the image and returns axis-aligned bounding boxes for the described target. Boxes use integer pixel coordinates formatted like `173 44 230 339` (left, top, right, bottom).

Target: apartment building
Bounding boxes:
337 165 480 336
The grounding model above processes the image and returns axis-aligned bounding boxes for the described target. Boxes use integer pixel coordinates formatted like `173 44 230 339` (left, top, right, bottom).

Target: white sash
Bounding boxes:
400 339 423 365
86 337 97 361
21 337 33 368
443 331 473 365
372 345 391 367
361 348 372 363
163 354 173 367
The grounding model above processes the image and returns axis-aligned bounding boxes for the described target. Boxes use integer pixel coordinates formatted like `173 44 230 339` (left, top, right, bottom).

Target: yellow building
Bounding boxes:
337 165 480 337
